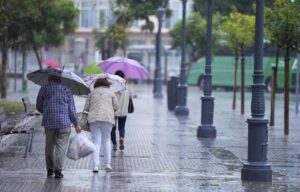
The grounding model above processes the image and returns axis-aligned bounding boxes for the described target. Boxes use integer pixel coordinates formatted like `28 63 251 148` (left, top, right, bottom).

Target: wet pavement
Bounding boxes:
1 83 300 191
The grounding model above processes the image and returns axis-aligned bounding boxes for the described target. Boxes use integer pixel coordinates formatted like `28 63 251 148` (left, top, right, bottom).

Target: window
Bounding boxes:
164 18 171 29
81 10 89 27
79 0 98 28
69 38 74 54
81 1 90 8
90 10 97 28
132 20 139 28
99 9 106 28
85 39 89 53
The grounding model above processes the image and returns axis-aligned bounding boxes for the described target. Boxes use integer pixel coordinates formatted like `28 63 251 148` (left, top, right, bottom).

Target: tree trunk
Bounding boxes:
296 50 300 113
284 47 290 135
187 47 199 82
232 48 239 110
240 44 245 114
1 40 8 98
32 41 42 69
22 46 27 92
14 48 17 92
147 51 151 84
164 50 168 84
270 47 279 126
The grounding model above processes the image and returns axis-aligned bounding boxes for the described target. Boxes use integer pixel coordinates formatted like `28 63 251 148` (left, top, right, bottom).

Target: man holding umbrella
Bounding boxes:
36 75 81 179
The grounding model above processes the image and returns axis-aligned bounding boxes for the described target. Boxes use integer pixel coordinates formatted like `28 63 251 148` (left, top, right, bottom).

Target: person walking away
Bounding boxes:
83 78 118 172
36 75 81 179
111 70 131 151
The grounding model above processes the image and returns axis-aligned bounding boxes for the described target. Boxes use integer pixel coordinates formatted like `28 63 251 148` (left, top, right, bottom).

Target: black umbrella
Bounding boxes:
27 68 90 95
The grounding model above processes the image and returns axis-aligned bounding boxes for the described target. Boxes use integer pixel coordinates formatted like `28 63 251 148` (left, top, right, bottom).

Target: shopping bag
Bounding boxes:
67 132 95 160
78 111 90 132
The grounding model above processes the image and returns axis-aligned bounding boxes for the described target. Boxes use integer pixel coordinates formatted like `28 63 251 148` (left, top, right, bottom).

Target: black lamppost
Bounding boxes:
153 6 165 98
175 0 189 116
197 0 216 137
241 0 272 182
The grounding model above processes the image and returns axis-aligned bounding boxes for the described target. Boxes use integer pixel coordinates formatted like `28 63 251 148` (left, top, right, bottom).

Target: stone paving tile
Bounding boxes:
0 84 300 191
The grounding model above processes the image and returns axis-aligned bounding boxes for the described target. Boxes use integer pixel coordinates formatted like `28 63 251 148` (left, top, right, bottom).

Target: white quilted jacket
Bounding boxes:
115 85 131 117
84 87 119 125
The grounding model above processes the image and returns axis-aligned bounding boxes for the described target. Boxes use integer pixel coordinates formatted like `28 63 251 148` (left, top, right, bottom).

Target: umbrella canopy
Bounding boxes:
84 63 103 75
27 68 90 95
43 59 62 69
84 73 126 92
98 57 149 79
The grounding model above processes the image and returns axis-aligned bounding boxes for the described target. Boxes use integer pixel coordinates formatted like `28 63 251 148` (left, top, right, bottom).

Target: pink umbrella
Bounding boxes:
98 57 149 79
43 59 62 69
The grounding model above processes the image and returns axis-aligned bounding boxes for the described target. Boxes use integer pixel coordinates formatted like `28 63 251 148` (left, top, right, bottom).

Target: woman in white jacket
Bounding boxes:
84 78 118 172
111 70 131 151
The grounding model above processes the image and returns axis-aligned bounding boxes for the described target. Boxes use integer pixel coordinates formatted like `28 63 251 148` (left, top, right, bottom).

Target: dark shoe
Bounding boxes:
93 166 99 173
47 169 54 177
54 170 64 179
119 138 124 150
113 144 117 151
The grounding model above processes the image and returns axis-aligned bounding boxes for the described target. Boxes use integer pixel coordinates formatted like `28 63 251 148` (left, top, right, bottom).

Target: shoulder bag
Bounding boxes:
128 97 134 114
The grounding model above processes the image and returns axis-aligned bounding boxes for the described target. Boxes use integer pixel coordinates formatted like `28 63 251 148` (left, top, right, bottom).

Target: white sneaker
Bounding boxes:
93 166 99 173
105 164 112 172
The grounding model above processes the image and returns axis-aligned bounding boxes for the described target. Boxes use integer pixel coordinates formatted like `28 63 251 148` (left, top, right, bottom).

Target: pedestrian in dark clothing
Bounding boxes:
111 70 131 151
36 75 81 179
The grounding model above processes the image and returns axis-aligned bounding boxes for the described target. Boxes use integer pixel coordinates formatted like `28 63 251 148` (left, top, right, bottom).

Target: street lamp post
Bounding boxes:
175 0 189 116
153 6 165 98
197 0 216 137
241 0 272 182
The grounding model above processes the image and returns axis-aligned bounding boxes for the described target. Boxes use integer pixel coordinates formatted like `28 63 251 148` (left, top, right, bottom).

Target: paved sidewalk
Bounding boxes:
0 84 300 191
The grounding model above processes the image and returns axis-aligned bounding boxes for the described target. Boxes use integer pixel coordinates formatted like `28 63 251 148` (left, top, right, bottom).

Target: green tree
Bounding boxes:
95 0 170 59
115 0 171 32
94 23 129 59
265 7 281 127
108 24 129 56
265 0 300 135
101 1 131 57
193 0 275 16
28 0 79 68
221 10 240 111
0 0 22 98
0 0 78 98
170 13 221 66
221 9 255 114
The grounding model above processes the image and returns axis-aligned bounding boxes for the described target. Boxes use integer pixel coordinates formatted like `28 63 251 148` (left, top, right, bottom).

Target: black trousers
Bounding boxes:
111 116 127 145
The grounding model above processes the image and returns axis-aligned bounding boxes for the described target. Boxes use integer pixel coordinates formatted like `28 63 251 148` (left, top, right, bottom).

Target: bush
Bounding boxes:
0 100 24 113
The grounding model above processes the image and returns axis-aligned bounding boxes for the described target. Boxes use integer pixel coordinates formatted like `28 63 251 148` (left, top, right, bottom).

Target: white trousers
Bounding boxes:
90 121 113 166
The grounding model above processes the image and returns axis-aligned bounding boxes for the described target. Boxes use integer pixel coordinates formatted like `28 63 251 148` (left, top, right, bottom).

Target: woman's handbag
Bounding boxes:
128 97 134 113
79 111 90 132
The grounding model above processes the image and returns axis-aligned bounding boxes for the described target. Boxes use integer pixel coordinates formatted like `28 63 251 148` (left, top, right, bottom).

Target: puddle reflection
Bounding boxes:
91 173 111 192
242 181 272 192
41 178 62 192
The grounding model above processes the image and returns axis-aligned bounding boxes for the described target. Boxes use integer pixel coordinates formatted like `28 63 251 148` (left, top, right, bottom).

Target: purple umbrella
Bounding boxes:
98 57 149 79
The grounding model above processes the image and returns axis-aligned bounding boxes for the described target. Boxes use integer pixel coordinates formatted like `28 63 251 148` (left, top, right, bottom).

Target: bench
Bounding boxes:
0 107 13 132
0 107 32 158
21 97 41 156
0 97 40 158
22 97 40 116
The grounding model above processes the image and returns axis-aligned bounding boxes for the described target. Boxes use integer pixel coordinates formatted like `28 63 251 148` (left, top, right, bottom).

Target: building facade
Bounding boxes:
8 0 193 77
69 0 193 75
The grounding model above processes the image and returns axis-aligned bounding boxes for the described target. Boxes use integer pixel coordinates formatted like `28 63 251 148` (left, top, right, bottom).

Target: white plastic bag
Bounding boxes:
67 132 96 160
